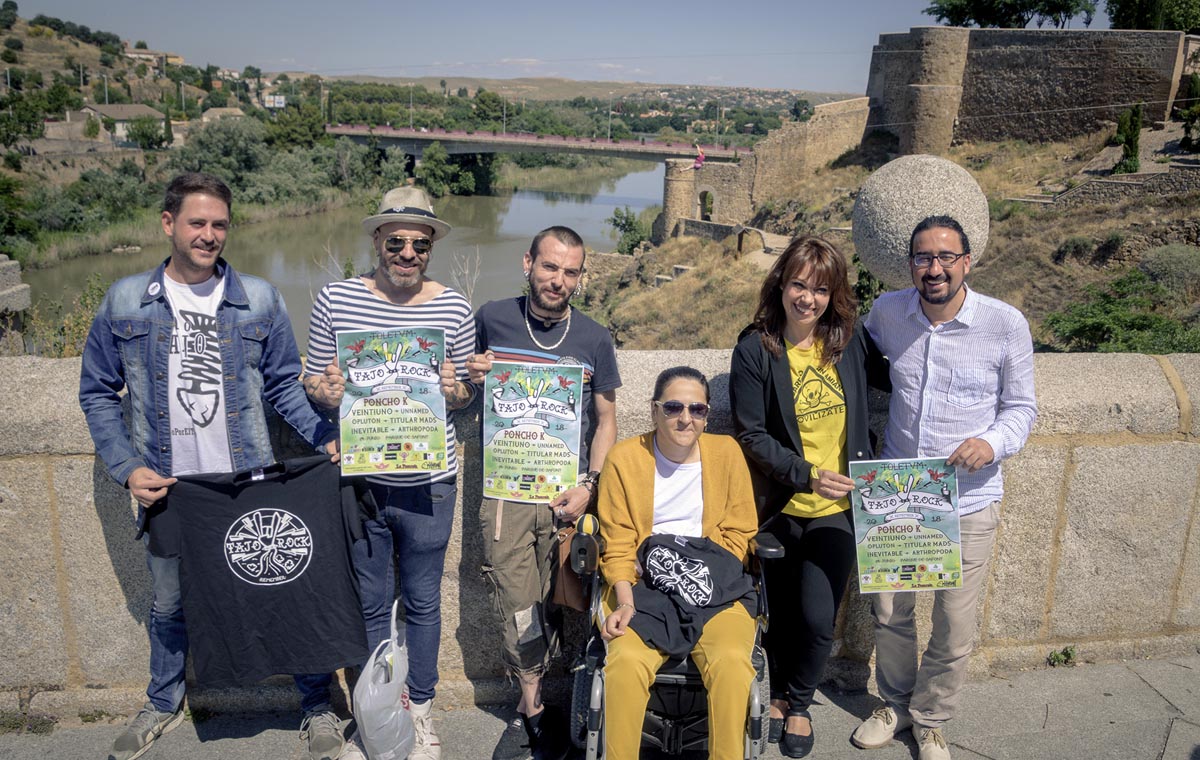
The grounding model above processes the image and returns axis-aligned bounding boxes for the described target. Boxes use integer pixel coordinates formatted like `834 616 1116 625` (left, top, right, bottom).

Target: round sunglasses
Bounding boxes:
384 236 433 255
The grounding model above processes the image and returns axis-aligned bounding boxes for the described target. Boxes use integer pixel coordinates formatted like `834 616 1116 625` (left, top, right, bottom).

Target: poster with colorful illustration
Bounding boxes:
335 328 447 476
482 361 583 503
849 458 962 593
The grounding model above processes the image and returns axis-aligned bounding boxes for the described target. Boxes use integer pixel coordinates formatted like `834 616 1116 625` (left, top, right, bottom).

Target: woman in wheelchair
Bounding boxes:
595 365 759 760
730 236 889 758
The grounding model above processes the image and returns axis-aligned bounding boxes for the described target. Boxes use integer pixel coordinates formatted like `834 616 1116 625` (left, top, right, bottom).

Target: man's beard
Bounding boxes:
528 279 570 315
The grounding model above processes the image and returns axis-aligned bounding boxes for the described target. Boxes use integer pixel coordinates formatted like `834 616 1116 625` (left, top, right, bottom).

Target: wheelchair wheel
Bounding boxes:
570 663 590 749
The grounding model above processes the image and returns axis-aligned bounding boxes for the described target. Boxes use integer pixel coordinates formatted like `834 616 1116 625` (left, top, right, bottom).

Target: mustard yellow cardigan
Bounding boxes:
596 431 758 587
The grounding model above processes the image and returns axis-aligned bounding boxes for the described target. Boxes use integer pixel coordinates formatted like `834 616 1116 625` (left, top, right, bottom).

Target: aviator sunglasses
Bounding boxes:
654 400 710 419
384 236 434 255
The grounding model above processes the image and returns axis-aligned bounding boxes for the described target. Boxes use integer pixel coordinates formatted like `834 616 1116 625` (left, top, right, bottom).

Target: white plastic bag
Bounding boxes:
353 600 414 760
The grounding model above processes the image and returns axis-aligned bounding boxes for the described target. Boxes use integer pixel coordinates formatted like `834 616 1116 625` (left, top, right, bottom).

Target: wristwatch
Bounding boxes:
580 470 601 493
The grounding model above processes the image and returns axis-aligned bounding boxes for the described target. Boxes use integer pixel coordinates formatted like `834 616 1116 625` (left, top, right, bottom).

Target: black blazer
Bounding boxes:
729 322 890 524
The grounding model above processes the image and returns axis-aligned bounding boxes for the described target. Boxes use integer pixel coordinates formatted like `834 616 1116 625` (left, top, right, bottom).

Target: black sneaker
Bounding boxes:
492 714 532 760
526 707 570 760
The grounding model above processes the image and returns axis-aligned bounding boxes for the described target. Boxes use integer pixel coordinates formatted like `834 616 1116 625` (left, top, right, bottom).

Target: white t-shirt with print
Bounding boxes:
163 274 233 476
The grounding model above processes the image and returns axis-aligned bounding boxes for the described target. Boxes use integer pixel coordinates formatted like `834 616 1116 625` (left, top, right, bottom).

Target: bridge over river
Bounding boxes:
325 124 748 162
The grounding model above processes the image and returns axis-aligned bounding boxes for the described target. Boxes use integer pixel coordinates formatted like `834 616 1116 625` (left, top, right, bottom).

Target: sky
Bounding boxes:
19 0 1111 94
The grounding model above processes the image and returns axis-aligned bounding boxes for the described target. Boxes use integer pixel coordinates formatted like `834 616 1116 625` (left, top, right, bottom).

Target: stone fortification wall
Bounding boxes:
676 218 740 243
751 98 871 202
868 27 1185 151
2 351 1198 717
653 97 868 244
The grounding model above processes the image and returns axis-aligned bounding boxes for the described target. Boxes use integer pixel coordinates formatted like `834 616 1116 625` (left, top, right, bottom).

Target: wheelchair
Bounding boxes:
566 527 784 759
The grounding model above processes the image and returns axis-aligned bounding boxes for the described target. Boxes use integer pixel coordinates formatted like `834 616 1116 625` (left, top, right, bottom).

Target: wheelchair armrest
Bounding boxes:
570 531 605 576
750 531 784 560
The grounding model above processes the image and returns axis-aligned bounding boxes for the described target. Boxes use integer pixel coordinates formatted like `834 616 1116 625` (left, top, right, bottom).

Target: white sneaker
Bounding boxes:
850 706 912 749
915 726 951 760
409 699 442 760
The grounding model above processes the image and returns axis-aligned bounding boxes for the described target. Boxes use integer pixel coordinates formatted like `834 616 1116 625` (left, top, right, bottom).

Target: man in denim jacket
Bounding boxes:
79 173 342 760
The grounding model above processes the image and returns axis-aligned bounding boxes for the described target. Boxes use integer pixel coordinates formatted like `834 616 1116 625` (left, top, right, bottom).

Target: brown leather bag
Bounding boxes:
551 525 589 611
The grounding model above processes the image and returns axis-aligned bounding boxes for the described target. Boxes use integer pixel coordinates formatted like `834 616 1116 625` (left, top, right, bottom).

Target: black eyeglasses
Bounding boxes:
910 252 967 268
384 236 433 255
654 400 710 419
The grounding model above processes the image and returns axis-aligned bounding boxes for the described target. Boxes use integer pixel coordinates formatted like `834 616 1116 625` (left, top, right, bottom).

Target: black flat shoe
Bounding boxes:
780 710 815 759
768 716 784 744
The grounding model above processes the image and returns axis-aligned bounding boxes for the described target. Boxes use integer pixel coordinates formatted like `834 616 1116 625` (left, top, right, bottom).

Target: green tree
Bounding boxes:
791 99 813 120
126 114 165 149
168 117 270 190
83 115 100 138
162 114 173 146
266 102 326 149
0 90 45 148
606 206 650 255
4 36 22 50
0 0 15 30
134 40 147 49
925 0 1095 27
474 90 504 123
415 141 455 197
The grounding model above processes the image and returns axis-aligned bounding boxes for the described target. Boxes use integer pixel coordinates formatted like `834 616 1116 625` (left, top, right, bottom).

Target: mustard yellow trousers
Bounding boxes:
603 600 755 760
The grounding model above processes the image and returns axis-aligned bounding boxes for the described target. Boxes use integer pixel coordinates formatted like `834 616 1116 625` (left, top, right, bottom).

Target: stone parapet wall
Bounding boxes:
2 351 1198 716
1052 164 1200 207
868 27 1185 147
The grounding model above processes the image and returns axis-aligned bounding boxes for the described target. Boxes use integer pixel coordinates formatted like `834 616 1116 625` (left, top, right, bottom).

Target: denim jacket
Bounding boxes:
79 257 333 493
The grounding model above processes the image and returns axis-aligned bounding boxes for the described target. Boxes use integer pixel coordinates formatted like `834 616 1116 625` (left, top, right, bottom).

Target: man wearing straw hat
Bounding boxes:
304 186 476 760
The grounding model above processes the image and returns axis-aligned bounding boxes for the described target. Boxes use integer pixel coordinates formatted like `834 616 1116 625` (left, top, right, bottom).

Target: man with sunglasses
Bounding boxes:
853 215 1036 760
466 226 621 760
304 186 476 760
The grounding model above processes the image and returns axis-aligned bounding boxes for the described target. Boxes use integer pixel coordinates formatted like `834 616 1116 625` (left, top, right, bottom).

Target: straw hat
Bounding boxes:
361 186 452 240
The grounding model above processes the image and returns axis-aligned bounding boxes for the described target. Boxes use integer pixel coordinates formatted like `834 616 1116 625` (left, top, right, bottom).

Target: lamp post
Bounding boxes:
607 92 613 141
103 74 109 105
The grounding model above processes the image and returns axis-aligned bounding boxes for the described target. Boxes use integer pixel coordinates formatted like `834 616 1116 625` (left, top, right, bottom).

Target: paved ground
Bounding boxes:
2 654 1198 760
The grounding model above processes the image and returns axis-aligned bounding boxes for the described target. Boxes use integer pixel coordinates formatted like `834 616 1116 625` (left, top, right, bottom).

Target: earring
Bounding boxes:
573 284 582 297
523 270 530 277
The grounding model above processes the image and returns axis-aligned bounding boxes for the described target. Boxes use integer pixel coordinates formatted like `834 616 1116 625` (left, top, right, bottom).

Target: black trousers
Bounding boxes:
763 508 856 712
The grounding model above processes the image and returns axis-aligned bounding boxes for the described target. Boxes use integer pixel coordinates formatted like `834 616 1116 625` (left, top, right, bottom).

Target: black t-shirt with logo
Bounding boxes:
170 455 367 687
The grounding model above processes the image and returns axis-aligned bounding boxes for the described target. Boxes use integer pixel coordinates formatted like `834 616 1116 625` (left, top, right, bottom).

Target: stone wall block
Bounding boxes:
0 357 93 457
986 446 1070 641
0 460 69 688
1033 354 1179 435
56 457 156 686
1050 443 1200 638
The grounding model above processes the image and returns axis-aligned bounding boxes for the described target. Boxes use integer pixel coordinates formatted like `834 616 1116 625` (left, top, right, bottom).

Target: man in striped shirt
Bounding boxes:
853 215 1037 760
304 186 476 760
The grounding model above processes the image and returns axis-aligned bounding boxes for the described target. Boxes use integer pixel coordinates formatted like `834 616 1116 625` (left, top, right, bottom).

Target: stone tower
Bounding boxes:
651 159 696 245
901 26 970 155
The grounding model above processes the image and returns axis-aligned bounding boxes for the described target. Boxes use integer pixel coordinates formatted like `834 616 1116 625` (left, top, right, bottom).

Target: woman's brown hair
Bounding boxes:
750 235 857 364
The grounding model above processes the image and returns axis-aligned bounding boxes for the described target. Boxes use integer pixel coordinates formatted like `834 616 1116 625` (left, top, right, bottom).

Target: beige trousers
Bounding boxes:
871 502 1000 729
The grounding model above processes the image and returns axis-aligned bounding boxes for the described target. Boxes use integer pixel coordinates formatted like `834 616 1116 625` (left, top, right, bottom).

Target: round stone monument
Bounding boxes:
851 154 990 290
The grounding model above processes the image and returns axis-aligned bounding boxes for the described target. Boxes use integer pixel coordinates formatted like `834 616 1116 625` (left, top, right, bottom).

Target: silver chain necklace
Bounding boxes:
524 298 572 351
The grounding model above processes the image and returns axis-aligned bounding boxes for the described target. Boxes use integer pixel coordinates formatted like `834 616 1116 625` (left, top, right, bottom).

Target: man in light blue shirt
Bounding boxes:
853 215 1037 760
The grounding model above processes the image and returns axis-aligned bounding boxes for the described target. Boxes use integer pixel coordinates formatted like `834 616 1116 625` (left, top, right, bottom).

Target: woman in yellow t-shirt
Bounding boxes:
729 236 889 758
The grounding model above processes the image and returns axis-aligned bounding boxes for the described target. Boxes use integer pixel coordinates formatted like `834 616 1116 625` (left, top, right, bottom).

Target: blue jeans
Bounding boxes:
143 540 332 714
357 479 457 704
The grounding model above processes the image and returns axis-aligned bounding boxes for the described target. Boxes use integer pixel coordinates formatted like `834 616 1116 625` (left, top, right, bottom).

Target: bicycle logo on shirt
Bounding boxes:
223 508 313 585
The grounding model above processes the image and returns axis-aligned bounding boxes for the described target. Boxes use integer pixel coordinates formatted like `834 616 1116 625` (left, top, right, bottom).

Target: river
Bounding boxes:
24 160 664 349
